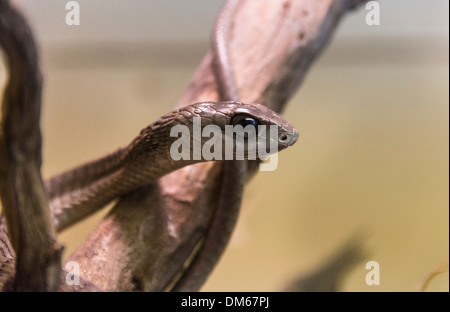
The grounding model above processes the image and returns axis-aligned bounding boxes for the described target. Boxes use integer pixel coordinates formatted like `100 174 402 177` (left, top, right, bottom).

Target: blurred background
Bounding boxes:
0 0 448 291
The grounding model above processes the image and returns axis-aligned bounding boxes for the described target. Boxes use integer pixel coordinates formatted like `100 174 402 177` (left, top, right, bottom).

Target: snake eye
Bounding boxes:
230 114 260 128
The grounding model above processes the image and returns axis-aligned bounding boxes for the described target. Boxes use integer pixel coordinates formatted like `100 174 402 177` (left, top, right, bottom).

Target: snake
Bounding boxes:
47 101 298 231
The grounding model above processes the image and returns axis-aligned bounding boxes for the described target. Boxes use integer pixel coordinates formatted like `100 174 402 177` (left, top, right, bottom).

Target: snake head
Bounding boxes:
188 101 299 160
125 101 299 178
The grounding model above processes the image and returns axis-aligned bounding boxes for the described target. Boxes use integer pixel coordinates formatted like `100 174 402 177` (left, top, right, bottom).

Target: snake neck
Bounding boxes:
46 148 127 199
46 123 183 231
45 148 127 230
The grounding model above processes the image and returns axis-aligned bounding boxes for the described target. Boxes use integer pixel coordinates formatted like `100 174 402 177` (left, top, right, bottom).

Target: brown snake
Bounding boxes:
47 102 298 232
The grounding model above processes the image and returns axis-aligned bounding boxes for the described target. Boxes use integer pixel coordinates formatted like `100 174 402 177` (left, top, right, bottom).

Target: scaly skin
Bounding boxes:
46 101 298 231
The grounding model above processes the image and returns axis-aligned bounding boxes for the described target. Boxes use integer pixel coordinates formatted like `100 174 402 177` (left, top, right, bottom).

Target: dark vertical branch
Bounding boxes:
0 0 61 291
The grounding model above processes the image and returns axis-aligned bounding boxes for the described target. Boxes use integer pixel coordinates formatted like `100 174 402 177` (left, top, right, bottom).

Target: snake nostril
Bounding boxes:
279 134 288 142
